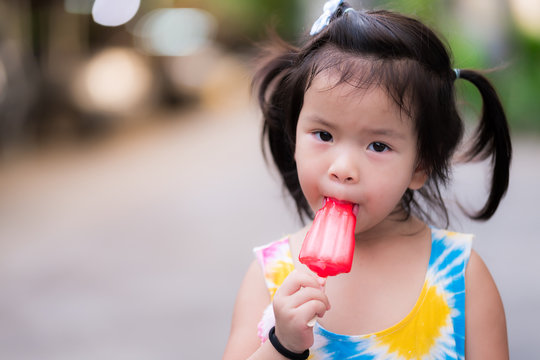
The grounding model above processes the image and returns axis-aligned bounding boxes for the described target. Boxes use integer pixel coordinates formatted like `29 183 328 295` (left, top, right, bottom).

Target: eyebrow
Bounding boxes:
364 128 407 140
309 117 337 131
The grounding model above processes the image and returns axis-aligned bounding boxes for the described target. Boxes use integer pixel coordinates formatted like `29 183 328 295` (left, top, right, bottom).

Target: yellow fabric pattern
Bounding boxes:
374 282 452 358
254 237 294 300
268 258 294 299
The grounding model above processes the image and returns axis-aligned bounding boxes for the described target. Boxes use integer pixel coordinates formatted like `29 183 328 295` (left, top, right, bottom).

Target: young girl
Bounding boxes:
224 1 511 359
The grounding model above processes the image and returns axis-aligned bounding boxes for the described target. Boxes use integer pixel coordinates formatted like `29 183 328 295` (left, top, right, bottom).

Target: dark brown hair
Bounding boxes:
253 3 512 226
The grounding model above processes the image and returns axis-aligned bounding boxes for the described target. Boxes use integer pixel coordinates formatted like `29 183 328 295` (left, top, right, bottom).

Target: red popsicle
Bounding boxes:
299 197 357 277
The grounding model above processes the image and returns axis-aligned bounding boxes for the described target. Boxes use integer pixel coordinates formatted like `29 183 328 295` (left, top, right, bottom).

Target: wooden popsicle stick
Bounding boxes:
307 276 326 327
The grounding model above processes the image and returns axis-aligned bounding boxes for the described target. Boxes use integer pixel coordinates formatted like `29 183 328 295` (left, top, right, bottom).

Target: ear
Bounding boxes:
408 164 428 190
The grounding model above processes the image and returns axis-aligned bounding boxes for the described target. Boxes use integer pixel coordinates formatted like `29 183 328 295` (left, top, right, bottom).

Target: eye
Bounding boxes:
368 142 390 153
314 131 333 142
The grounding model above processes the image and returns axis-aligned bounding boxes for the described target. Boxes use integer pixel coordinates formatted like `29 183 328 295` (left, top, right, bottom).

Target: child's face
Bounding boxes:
295 71 427 233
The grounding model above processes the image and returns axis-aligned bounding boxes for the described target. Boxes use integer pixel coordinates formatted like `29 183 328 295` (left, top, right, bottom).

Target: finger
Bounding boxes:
304 299 330 318
277 270 324 297
296 299 329 325
286 286 331 311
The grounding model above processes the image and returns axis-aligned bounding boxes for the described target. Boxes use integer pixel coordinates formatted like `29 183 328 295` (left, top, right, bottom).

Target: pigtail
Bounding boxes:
458 69 512 220
252 37 313 221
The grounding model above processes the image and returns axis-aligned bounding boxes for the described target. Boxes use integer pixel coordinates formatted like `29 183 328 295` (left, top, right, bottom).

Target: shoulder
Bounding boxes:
254 236 292 263
254 227 310 275
464 249 509 359
431 227 474 247
429 227 473 268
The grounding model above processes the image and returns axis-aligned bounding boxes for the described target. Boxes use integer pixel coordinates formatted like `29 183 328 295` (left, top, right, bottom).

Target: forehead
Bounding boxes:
306 70 403 115
305 50 417 118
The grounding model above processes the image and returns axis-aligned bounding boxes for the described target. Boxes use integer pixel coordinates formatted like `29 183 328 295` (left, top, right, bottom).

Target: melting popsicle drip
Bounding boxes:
299 198 357 278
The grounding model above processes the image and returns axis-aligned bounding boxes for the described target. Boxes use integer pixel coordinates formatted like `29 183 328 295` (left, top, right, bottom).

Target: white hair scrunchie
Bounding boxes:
310 0 344 36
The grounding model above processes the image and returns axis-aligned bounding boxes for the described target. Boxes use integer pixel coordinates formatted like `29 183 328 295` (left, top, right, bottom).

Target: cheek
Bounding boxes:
295 156 324 209
368 174 411 206
297 162 318 194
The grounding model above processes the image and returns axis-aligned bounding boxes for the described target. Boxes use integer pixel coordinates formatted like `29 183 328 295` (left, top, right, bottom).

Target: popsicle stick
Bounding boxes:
307 276 326 327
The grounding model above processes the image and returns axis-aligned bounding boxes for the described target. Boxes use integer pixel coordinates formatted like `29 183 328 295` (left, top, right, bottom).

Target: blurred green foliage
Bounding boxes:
218 0 538 132
202 0 301 48
502 35 540 132
378 0 540 132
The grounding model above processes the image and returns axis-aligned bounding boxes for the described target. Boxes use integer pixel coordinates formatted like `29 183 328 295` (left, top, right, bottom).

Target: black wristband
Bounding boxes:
268 326 310 360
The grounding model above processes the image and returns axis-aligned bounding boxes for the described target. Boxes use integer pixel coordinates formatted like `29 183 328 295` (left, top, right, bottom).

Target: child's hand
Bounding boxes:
272 269 331 353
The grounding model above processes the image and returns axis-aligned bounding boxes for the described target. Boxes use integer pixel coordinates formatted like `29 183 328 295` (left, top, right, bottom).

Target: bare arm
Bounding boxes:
465 250 509 359
223 260 272 359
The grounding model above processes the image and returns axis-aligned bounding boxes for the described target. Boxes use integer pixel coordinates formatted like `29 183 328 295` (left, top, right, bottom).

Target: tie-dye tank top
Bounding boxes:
253 227 473 360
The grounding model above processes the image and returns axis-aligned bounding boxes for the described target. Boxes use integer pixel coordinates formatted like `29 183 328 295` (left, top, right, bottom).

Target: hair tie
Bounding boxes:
454 68 461 79
268 326 309 359
310 0 347 36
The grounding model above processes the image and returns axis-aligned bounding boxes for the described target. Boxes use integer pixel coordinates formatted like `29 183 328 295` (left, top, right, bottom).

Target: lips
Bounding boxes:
324 197 359 216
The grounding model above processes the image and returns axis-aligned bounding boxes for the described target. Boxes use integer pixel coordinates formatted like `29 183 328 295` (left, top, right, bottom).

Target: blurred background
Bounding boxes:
0 0 537 358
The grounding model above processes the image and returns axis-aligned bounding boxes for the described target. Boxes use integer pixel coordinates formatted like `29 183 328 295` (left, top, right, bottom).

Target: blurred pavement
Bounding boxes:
0 104 538 359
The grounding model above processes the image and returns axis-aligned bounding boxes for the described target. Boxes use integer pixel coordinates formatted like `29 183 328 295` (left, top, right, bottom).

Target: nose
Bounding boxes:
328 151 360 184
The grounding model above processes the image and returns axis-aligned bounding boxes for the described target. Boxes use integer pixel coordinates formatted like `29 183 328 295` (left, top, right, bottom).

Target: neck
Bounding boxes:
354 212 427 247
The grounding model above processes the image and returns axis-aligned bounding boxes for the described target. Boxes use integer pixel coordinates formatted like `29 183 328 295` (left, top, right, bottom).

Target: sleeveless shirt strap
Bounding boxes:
253 237 295 300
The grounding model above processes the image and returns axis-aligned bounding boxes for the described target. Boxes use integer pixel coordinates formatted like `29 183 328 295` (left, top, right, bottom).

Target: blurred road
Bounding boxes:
0 104 538 359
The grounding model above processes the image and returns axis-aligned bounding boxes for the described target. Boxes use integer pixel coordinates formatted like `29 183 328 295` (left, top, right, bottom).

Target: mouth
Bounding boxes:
324 197 359 217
